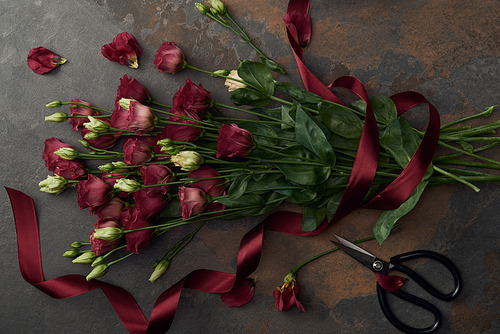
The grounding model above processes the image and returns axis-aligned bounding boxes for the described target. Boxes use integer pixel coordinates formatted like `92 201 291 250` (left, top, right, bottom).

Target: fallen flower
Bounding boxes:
101 32 142 68
273 272 305 312
154 41 187 74
27 47 67 74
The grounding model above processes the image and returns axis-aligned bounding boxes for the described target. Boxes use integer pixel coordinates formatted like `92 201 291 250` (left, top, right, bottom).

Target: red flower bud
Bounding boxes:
77 174 113 213
216 123 255 158
69 99 99 131
27 47 67 74
120 207 153 253
101 32 142 68
283 11 312 49
90 219 121 255
124 100 157 134
115 75 151 104
154 41 187 74
172 78 213 119
122 137 154 165
178 186 208 219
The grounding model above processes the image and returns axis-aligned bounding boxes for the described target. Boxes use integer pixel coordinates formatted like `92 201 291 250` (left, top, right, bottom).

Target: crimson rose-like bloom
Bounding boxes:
69 99 98 131
81 119 119 150
172 78 213 118
189 165 226 213
97 196 126 221
178 186 208 219
122 137 154 165
101 32 142 68
161 109 202 142
140 164 173 195
283 11 312 49
115 75 151 104
77 174 112 214
42 137 74 170
133 189 168 219
120 207 153 253
123 100 157 134
27 47 67 74
90 219 121 255
154 42 187 74
273 273 305 312
53 159 87 180
216 123 255 158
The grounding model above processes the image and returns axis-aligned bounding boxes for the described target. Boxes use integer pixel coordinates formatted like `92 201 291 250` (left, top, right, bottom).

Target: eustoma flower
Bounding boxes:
154 41 187 74
173 77 213 118
101 32 142 68
42 138 87 179
224 70 248 92
216 123 255 158
27 47 67 74
120 207 153 253
90 219 121 255
178 186 208 219
273 272 305 312
283 10 312 49
122 137 154 165
69 99 98 131
118 98 157 134
115 75 151 104
189 165 226 213
77 174 113 213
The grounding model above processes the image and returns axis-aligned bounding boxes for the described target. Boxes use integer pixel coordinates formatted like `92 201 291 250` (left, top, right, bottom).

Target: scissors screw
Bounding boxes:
372 260 383 271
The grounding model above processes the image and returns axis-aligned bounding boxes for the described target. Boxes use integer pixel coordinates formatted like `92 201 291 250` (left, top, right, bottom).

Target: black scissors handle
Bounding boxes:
376 250 462 334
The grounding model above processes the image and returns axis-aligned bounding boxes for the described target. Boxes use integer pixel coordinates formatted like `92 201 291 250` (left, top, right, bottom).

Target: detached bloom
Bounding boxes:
101 32 142 68
224 70 248 92
170 151 204 171
118 98 157 134
39 175 69 194
77 174 112 213
178 186 208 219
216 123 255 158
86 264 109 281
154 41 187 74
69 99 98 131
172 77 213 118
273 272 305 312
116 75 151 104
27 47 67 74
283 11 312 49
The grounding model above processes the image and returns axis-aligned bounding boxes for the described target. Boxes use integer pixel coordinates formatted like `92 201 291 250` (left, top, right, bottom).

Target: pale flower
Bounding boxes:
224 70 248 92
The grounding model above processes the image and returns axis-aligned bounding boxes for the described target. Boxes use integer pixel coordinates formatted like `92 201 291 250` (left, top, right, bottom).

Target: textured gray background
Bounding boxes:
0 0 499 333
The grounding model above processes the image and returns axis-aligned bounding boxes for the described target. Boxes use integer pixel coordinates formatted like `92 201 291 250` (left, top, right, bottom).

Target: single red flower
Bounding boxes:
69 99 98 131
172 77 213 119
53 159 88 180
115 75 151 104
189 165 226 197
120 207 153 253
178 186 208 219
376 273 408 292
273 273 305 312
164 116 202 143
27 47 67 74
90 219 121 255
42 137 74 170
283 11 312 49
133 189 168 219
101 32 142 68
154 41 187 74
81 118 119 150
124 100 157 134
216 123 255 158
96 196 126 221
140 164 173 195
77 174 113 214
122 137 154 166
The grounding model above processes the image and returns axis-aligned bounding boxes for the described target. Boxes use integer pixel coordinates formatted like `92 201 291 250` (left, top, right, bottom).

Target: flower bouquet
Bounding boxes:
11 0 499 332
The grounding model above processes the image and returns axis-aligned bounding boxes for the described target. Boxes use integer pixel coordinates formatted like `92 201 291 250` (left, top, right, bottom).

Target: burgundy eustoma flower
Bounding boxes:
81 119 119 150
69 99 98 131
90 219 121 255
27 47 67 74
189 165 226 213
96 196 126 221
110 102 129 132
53 159 88 180
120 207 153 253
77 174 113 213
124 100 157 134
42 137 75 170
101 32 142 68
122 137 154 165
115 75 151 104
163 117 202 143
172 78 213 119
216 123 255 158
283 11 312 49
154 41 187 74
133 189 168 219
178 186 208 219
140 164 173 195
376 273 407 292
273 274 305 312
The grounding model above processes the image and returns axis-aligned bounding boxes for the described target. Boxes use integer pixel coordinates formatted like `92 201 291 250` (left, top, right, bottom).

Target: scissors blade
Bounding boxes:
332 234 377 271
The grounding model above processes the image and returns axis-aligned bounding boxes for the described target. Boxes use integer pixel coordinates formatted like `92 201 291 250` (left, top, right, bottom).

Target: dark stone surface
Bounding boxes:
0 0 498 333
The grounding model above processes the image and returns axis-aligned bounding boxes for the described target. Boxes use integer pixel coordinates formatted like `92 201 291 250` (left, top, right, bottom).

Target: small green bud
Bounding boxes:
86 264 109 281
212 69 230 77
78 140 91 148
112 161 129 173
84 116 110 133
170 151 204 171
149 259 170 283
209 0 226 15
98 163 115 172
54 147 79 160
91 256 105 267
83 131 101 140
70 241 83 248
39 175 69 194
157 138 180 155
114 178 142 193
45 112 69 123
62 248 80 258
72 251 96 264
46 100 63 108
93 227 124 241
195 2 209 14
118 98 135 110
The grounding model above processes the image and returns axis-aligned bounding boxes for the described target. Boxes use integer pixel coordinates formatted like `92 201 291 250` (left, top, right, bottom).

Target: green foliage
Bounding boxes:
237 60 274 95
230 88 271 107
274 145 331 185
369 94 398 124
319 102 363 139
380 118 420 168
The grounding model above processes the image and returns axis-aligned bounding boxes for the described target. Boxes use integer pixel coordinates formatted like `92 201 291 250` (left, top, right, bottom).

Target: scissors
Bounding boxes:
331 234 462 334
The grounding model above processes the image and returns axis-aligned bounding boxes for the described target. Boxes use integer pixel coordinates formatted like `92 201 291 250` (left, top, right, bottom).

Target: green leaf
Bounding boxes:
159 198 182 218
350 100 366 114
240 123 279 146
380 118 421 168
230 88 271 107
373 180 429 245
274 81 323 104
369 94 398 124
329 133 360 158
319 102 364 139
274 145 331 185
260 56 286 75
237 60 275 95
258 192 286 215
302 204 327 232
281 104 296 131
326 191 344 222
216 194 265 210
458 141 474 153
295 104 336 166
227 174 251 200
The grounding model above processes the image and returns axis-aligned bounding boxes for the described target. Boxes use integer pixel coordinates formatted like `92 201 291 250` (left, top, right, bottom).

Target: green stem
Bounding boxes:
150 100 172 108
433 165 480 192
433 142 499 162
437 140 500 166
61 102 112 113
440 106 497 129
214 102 286 124
107 252 135 266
